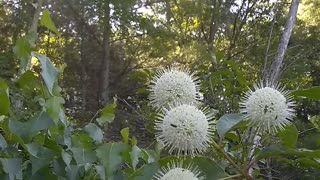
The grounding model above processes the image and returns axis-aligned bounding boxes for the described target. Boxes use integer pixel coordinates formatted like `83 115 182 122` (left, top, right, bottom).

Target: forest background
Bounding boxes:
0 0 320 179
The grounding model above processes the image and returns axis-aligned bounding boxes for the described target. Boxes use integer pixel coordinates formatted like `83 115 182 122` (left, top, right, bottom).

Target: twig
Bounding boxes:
211 140 253 180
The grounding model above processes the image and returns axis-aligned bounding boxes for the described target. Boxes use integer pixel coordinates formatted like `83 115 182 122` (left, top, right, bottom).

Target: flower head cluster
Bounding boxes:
153 161 204 180
155 104 214 156
149 68 200 109
239 82 295 133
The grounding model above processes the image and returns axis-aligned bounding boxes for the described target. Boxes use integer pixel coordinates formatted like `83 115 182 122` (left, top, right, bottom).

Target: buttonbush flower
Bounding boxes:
153 161 204 180
240 82 295 133
149 67 201 109
155 104 214 156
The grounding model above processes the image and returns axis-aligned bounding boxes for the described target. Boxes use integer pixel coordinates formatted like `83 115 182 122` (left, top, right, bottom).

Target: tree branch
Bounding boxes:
266 0 300 83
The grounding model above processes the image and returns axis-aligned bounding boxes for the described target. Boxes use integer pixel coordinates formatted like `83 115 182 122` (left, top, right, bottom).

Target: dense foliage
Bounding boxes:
0 0 320 179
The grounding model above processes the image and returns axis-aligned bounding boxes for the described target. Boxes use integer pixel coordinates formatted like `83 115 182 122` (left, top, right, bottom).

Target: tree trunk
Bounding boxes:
98 0 111 107
266 0 300 83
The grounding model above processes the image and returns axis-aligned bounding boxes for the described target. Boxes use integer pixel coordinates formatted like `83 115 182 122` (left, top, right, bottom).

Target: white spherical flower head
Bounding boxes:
240 83 295 133
149 68 201 109
153 161 204 180
155 104 214 156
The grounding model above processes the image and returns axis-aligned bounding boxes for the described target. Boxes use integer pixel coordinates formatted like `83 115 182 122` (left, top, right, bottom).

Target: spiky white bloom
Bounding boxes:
153 161 204 180
155 104 214 156
149 68 201 109
239 82 295 134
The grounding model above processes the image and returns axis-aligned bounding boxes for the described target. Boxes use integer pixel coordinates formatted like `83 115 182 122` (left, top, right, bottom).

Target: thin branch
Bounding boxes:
262 3 278 78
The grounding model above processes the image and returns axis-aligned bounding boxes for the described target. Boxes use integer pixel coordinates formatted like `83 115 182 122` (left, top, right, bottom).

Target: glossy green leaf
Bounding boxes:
121 127 130 144
96 143 130 177
70 148 97 165
96 98 117 126
0 158 22 180
278 125 298 148
31 52 59 95
0 79 10 116
84 123 104 144
216 113 244 139
292 86 320 99
40 9 59 35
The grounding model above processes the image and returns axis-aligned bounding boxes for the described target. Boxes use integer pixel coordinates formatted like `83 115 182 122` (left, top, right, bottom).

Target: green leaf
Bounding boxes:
71 131 94 149
84 123 104 144
130 145 142 171
292 86 320 99
141 150 157 163
9 111 54 142
0 158 22 180
96 98 117 126
31 52 59 95
62 151 72 168
70 148 97 165
13 37 31 72
40 9 59 35
256 144 320 160
96 143 130 177
0 134 7 149
66 165 82 180
95 165 106 180
129 162 159 180
45 96 65 124
25 143 56 174
17 71 40 93
216 114 244 139
0 79 10 116
278 125 298 148
121 127 130 144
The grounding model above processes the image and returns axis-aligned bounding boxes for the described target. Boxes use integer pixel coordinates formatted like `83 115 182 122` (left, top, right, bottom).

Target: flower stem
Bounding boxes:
211 140 253 180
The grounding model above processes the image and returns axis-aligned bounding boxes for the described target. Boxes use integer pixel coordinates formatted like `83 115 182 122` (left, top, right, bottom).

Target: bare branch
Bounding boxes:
266 0 300 83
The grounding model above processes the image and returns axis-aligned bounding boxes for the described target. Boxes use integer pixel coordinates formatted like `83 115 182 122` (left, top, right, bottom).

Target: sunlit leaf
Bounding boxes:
40 9 59 35
121 127 129 144
96 98 117 126
0 79 10 116
292 86 320 99
13 37 31 72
